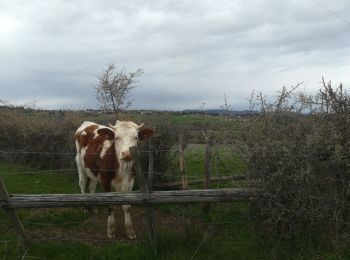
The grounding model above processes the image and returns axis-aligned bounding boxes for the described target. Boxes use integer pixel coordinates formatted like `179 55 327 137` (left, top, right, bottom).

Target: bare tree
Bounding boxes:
95 63 143 118
221 94 232 117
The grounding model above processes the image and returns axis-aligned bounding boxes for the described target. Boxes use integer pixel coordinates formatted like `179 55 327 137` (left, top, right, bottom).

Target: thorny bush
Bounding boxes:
241 80 350 248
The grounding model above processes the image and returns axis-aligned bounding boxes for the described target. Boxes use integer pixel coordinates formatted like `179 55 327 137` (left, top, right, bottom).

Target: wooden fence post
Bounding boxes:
0 178 30 247
203 131 213 189
130 146 156 256
248 153 259 218
203 131 213 213
179 133 187 189
148 139 154 191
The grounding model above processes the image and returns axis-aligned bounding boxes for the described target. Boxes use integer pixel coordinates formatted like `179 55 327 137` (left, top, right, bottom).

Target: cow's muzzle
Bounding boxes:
120 150 132 161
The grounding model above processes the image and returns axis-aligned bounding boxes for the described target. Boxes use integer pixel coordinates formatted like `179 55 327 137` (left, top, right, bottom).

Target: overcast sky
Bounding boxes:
1 0 350 110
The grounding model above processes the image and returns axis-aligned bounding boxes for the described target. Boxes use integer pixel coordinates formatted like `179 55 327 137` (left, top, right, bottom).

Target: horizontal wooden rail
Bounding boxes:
0 188 259 209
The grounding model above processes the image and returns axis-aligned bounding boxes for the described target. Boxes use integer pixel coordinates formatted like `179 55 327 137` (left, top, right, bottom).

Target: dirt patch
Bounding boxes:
23 206 216 246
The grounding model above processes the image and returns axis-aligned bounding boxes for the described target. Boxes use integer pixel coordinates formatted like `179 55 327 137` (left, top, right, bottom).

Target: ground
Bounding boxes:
21 206 216 246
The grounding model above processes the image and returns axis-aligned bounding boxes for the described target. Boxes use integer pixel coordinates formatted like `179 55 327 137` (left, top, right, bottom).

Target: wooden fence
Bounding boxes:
0 132 253 254
0 188 258 209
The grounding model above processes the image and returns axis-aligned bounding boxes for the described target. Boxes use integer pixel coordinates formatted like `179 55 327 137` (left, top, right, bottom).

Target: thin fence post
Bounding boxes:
179 133 187 189
148 139 154 190
203 131 213 213
0 178 30 248
203 131 213 189
248 153 259 218
130 146 156 256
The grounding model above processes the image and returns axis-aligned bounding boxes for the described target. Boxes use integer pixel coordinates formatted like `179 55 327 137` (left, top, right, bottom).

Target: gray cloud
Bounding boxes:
0 0 350 110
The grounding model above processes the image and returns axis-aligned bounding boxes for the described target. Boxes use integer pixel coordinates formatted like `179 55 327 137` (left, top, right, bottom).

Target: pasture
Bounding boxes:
0 109 349 259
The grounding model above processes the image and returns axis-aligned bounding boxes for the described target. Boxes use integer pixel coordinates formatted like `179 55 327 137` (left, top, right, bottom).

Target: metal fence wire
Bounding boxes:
0 134 249 254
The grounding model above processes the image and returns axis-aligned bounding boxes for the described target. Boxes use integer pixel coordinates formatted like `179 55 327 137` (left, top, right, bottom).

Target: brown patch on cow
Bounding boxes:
75 124 99 152
83 135 105 176
99 145 118 192
76 123 120 190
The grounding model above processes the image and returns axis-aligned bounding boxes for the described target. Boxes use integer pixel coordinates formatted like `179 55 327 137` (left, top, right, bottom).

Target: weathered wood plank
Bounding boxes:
130 147 148 193
0 188 259 209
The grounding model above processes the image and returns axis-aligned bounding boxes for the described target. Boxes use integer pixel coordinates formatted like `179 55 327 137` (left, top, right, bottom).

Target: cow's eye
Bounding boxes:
135 136 138 140
115 136 119 140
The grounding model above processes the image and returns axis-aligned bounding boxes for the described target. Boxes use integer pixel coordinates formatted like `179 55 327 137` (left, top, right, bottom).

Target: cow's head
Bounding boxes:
97 121 154 162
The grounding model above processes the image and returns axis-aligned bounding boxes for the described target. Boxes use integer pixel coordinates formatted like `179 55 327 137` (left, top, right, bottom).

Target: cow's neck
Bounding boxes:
118 160 133 177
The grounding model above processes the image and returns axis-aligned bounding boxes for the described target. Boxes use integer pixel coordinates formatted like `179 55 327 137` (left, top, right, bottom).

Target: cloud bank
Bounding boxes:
0 0 349 110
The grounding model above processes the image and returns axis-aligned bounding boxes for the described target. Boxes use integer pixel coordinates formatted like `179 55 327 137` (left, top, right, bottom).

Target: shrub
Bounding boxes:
0 108 83 169
0 108 177 183
241 81 350 247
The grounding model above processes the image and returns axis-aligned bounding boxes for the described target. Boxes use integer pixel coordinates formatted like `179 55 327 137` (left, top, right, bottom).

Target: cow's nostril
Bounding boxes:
120 151 132 161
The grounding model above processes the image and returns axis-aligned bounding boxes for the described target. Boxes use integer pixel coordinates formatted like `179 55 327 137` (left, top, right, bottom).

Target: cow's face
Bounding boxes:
98 121 154 162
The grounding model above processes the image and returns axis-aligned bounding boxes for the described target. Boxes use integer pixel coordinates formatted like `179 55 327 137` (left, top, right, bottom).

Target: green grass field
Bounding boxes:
0 144 349 259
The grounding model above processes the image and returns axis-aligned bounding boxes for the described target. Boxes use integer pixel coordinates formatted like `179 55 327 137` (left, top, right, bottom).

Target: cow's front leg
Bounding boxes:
112 176 136 239
121 177 136 239
122 204 136 239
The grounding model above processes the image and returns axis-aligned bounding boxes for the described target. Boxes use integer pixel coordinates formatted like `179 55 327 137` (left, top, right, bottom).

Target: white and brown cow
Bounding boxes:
74 120 154 239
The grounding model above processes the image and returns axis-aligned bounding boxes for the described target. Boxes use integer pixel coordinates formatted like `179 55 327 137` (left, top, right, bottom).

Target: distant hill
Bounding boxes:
182 109 259 116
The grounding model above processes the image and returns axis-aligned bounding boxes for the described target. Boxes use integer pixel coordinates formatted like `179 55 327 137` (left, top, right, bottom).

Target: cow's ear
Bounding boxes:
138 128 154 141
97 128 115 140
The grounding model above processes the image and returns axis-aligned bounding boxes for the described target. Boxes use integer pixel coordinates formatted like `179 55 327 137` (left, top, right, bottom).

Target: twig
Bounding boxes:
190 234 208 260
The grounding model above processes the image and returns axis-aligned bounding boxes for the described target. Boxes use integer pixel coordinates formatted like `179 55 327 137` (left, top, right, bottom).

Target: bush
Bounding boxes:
137 120 179 185
0 108 177 183
0 108 83 169
241 81 350 247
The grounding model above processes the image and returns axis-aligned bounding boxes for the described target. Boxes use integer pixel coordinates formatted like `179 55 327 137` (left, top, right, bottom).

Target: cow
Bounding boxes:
74 120 154 239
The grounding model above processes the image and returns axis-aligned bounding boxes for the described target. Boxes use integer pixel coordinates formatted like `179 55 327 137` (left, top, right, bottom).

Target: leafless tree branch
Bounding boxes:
95 63 143 119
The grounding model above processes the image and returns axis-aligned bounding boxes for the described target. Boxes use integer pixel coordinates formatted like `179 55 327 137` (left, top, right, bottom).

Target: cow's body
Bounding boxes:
74 120 154 239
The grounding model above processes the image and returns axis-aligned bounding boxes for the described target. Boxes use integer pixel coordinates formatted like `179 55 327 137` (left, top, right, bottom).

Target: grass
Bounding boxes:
1 203 268 260
0 163 78 194
164 143 246 190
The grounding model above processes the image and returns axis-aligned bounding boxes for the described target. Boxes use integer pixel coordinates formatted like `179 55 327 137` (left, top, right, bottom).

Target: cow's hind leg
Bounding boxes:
88 178 97 193
107 206 117 238
75 154 97 213
87 179 99 213
76 154 88 193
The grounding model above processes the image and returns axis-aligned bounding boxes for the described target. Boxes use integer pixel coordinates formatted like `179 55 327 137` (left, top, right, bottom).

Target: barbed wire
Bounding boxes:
0 149 185 155
0 161 245 177
0 169 77 175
